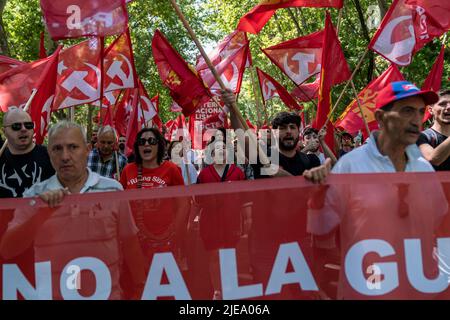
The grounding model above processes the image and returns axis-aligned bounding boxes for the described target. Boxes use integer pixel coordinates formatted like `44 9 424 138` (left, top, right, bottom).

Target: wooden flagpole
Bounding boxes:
99 36 105 125
250 66 265 127
169 0 249 131
0 89 38 157
350 80 371 137
322 47 369 129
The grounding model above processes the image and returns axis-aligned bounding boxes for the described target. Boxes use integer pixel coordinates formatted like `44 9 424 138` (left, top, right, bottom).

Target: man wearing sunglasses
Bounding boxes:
0 107 54 198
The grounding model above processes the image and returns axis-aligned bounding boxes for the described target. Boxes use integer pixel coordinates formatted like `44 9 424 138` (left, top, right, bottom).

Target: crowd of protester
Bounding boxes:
0 81 449 299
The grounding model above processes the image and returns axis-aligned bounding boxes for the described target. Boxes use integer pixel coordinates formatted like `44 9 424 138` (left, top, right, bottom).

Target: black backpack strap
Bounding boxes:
220 164 230 182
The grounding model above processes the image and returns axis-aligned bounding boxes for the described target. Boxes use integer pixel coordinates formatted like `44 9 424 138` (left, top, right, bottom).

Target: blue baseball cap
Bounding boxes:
376 81 439 110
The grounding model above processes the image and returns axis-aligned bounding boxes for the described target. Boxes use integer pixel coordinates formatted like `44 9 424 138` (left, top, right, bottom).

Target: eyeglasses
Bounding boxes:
138 137 158 146
4 122 34 131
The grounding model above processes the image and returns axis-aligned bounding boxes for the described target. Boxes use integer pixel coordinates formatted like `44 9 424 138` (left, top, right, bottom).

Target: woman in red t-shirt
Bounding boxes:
120 128 186 258
196 129 250 299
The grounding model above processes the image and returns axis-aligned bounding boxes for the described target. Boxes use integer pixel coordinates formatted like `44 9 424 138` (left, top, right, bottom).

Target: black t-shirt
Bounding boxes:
278 152 321 176
0 144 55 198
417 128 450 171
252 150 321 178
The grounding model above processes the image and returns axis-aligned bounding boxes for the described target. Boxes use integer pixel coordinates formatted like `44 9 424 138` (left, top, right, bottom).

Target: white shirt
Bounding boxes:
332 132 435 174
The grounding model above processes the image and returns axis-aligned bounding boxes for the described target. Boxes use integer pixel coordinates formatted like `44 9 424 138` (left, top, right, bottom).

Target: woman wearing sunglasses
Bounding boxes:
119 128 187 295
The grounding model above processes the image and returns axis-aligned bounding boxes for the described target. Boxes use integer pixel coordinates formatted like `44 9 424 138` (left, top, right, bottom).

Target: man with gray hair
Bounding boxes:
0 121 146 299
87 125 127 180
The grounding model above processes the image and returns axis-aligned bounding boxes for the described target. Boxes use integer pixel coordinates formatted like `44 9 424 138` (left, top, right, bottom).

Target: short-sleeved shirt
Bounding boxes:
416 128 450 171
120 161 184 189
279 152 321 176
87 148 128 179
197 164 245 184
0 145 55 198
8 169 137 299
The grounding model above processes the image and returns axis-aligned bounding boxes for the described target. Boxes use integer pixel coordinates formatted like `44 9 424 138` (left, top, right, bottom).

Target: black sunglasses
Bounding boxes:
4 122 34 131
138 137 158 146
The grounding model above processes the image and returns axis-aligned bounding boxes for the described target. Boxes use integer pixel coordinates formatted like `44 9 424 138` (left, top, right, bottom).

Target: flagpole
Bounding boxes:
323 47 369 129
99 36 105 125
350 80 371 137
169 0 249 131
336 8 343 36
0 89 38 158
250 66 265 127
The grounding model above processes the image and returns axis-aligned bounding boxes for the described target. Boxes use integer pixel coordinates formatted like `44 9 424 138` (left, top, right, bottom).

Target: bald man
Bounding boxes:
0 107 54 198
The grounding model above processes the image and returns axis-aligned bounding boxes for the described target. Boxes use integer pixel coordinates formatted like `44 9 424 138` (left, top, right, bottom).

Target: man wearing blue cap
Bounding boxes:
331 81 439 173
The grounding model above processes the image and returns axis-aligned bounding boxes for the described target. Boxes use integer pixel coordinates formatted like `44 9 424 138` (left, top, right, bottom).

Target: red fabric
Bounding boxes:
197 164 245 183
29 46 62 144
262 29 323 86
39 32 47 59
369 0 450 66
257 67 302 110
0 173 449 299
291 77 320 102
237 0 343 34
152 30 210 117
0 55 25 74
54 38 102 110
196 31 249 96
40 0 128 40
124 88 140 156
422 45 445 123
0 55 52 112
188 98 227 150
314 12 351 151
120 161 184 189
103 28 138 93
334 65 404 135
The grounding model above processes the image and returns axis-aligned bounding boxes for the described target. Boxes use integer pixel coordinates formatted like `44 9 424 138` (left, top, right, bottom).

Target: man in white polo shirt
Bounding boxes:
0 121 145 300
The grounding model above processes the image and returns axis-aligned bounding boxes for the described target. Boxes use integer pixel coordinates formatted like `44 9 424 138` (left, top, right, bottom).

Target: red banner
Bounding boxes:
0 173 449 300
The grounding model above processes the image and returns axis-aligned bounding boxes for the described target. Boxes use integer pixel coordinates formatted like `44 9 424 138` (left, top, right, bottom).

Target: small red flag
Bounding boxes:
238 0 343 34
256 67 302 111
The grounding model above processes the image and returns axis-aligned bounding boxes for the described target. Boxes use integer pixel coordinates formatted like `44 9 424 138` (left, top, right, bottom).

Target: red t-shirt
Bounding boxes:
197 164 245 184
120 161 184 189
120 161 184 237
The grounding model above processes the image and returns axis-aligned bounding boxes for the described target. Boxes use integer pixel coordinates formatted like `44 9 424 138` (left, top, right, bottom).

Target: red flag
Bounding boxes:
0 55 25 74
196 31 249 95
137 80 159 128
422 45 445 122
314 12 351 151
124 88 139 156
40 0 129 40
103 28 138 93
113 88 134 137
170 101 183 113
291 77 320 102
237 0 343 34
256 67 302 110
262 30 324 86
152 30 210 117
188 97 227 150
369 0 450 66
29 47 63 144
54 38 102 110
0 56 55 112
39 31 47 59
334 65 405 135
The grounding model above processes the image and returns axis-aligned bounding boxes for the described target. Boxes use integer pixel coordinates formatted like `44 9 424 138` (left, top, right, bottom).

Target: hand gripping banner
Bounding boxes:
0 173 449 300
